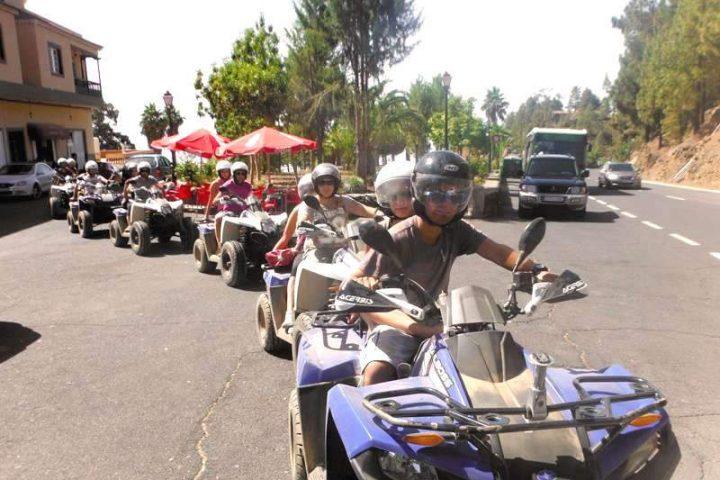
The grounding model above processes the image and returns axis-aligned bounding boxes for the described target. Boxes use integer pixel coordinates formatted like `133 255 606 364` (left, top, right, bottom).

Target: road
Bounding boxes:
0 171 718 479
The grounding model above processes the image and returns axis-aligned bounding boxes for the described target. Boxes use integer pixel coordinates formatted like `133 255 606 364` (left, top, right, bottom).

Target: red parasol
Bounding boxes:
218 126 316 157
151 129 229 158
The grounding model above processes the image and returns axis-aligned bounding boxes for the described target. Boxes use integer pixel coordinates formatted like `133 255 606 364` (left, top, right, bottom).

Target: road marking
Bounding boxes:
666 195 686 201
621 211 637 218
596 199 607 205
711 252 720 261
669 233 700 246
643 179 720 194
607 204 620 211
588 195 596 200
642 221 663 230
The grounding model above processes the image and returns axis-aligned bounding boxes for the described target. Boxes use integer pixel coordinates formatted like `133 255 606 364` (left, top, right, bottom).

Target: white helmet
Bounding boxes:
85 160 98 173
231 161 249 175
297 173 314 198
138 161 152 173
67 158 77 167
374 161 413 207
216 160 232 173
57 157 68 167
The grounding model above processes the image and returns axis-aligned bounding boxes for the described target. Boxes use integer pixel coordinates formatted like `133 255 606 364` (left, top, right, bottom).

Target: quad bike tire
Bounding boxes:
130 221 151 256
78 210 94 238
193 239 216 273
256 293 284 353
220 240 248 287
49 197 64 219
109 220 128 247
67 211 79 234
288 389 307 480
180 217 197 252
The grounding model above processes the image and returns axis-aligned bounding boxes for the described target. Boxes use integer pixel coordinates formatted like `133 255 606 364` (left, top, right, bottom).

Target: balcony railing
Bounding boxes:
74 79 102 97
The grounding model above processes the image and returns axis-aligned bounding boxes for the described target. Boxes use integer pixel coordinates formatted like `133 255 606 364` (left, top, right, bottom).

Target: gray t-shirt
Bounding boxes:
360 216 487 304
129 174 159 190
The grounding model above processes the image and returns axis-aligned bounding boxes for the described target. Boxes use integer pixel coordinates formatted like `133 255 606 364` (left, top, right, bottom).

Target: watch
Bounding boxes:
532 263 548 276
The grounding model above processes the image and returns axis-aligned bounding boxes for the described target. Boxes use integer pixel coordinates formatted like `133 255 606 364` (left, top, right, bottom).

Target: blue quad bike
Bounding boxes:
288 219 678 480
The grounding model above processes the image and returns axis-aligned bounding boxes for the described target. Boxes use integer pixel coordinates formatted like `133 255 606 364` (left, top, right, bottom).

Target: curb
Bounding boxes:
642 179 720 194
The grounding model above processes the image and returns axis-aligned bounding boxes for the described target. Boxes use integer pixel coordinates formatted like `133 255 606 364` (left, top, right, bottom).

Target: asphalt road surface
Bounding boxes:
1 171 718 479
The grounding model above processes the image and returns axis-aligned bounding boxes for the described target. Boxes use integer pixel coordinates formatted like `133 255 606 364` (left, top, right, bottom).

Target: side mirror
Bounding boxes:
581 170 590 178
302 194 321 211
357 219 403 271
515 218 546 271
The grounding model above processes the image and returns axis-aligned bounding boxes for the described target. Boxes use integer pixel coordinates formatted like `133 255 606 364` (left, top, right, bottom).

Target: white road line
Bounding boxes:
666 195 686 201
642 221 663 230
621 211 637 218
643 179 720 194
711 252 720 261
669 233 700 246
596 199 607 205
588 195 596 200
607 204 620 211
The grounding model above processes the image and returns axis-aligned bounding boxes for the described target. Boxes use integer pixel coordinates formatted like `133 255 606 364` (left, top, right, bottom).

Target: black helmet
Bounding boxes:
311 163 341 195
412 150 472 227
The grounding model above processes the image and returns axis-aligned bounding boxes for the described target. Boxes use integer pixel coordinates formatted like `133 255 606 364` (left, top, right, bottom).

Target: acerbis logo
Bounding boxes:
563 281 585 294
338 294 373 305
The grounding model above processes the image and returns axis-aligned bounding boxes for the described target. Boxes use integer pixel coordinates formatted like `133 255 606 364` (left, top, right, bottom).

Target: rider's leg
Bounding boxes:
214 213 222 249
362 361 397 385
282 254 304 331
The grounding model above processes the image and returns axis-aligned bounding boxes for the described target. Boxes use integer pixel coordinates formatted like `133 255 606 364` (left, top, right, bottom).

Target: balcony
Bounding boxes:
74 78 102 97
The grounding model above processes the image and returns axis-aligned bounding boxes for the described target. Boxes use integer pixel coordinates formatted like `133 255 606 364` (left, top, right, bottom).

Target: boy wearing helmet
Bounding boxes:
204 160 232 220
123 160 162 200
66 157 79 176
73 160 108 200
354 151 559 385
374 160 414 227
210 161 252 246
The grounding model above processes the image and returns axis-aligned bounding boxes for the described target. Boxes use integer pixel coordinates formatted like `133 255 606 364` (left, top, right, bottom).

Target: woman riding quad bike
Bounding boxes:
204 160 232 219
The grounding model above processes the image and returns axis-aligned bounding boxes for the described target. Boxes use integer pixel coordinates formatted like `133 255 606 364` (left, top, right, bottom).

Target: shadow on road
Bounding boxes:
0 197 52 239
0 322 41 364
588 186 636 197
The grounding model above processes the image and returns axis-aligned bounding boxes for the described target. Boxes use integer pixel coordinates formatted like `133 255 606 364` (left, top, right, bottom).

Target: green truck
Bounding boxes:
523 128 589 171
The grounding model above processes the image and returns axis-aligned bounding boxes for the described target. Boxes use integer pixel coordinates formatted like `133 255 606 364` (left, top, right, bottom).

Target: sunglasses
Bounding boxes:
389 191 413 203
422 189 470 205
234 171 247 176
318 179 336 186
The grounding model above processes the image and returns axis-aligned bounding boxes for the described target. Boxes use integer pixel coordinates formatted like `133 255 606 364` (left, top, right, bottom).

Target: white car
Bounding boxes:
0 163 55 199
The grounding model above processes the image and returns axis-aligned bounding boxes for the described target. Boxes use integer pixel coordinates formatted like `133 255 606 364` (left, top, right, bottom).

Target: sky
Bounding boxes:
25 0 629 149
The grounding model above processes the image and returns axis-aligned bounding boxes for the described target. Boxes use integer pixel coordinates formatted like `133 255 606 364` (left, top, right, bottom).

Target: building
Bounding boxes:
0 0 103 168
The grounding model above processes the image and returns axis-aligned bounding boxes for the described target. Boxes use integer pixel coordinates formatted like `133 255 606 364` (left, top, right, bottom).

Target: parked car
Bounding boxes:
518 154 589 218
0 163 54 199
126 154 173 180
599 162 642 189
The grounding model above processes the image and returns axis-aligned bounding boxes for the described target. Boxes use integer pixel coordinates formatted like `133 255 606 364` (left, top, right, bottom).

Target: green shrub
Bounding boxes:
343 175 366 193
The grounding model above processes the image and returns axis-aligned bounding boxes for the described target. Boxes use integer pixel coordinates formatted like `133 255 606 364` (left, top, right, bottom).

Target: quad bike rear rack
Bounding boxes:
362 376 666 472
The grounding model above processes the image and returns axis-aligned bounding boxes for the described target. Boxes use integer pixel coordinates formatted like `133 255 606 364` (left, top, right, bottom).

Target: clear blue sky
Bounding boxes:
26 0 629 148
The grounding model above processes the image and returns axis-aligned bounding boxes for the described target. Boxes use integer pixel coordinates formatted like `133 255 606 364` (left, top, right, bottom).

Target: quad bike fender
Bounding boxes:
220 216 243 243
327 380 491 480
295 327 362 386
294 262 353 313
263 269 291 333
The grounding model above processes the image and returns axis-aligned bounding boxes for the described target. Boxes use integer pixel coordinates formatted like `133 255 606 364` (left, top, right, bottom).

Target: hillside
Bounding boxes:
631 107 720 190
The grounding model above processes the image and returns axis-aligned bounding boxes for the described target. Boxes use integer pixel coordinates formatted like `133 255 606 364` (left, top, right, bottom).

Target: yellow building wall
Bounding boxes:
32 23 75 92
0 8 23 84
15 19 40 86
0 100 95 159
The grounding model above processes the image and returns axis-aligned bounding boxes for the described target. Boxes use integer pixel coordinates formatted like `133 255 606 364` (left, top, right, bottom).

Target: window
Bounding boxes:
0 25 6 63
48 43 63 76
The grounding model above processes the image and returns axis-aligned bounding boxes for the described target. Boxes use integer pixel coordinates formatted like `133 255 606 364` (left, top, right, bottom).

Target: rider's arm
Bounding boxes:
274 207 299 250
205 181 219 218
342 196 376 218
476 238 556 281
361 310 442 338
123 179 132 199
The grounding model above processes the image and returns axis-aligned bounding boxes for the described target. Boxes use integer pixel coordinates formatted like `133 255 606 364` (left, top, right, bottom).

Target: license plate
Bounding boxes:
543 195 565 203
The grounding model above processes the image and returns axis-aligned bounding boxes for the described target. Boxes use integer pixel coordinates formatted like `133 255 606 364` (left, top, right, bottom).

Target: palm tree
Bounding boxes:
482 87 509 125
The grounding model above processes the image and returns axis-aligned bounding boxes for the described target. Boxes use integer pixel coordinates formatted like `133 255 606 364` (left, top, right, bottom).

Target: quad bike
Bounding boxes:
66 180 123 238
108 186 196 256
49 175 75 219
193 194 287 287
288 219 678 480
256 195 367 355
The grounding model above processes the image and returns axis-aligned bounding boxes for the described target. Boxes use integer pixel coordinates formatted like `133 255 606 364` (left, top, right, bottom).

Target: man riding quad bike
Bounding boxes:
108 160 196 255
287 151 677 480
66 161 123 238
49 158 76 219
193 162 287 287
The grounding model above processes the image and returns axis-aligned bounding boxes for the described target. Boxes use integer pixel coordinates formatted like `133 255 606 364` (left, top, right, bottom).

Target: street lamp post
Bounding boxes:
442 72 451 150
163 90 177 182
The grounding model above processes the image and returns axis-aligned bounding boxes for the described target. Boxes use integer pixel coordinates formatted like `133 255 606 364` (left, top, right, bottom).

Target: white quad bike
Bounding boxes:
49 175 75 219
256 195 368 355
67 180 123 238
108 186 196 256
193 194 287 288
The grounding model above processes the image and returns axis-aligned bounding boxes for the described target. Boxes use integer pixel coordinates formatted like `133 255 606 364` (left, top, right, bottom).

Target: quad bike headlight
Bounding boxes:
377 451 438 480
